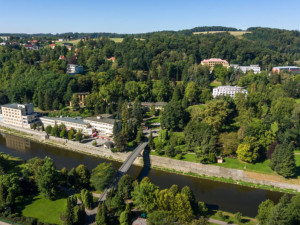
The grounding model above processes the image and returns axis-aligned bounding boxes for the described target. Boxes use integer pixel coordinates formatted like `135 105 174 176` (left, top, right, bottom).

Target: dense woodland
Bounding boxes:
0 26 300 178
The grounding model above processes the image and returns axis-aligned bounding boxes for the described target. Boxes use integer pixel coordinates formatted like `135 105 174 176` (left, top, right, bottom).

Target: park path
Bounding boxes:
208 218 237 225
0 221 12 225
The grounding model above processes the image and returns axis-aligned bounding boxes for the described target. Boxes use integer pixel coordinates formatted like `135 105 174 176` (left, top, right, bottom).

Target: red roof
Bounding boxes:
50 44 56 46
108 57 115 61
201 58 228 63
59 56 66 60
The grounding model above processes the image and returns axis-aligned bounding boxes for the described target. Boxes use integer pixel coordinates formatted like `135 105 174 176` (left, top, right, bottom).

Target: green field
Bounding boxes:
21 195 67 225
209 80 222 87
295 98 300 104
109 38 124 43
193 31 251 38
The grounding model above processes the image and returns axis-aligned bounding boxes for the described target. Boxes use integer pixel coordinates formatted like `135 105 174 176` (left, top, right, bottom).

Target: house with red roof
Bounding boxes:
108 57 115 62
49 44 56 49
59 55 66 60
201 58 229 71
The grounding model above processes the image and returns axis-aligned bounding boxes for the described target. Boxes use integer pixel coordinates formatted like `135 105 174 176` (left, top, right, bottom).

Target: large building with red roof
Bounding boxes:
201 58 229 71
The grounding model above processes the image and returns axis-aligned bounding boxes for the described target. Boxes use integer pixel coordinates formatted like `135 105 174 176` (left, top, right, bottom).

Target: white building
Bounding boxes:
67 64 84 75
84 115 120 137
231 64 261 74
0 42 7 46
39 114 120 137
40 116 92 135
1 103 38 128
213 86 247 98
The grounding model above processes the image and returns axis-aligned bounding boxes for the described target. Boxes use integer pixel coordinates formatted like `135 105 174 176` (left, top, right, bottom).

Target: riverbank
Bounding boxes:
0 123 299 193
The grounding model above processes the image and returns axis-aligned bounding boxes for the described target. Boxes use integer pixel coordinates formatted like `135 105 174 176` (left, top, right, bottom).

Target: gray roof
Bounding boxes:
41 116 87 125
84 117 117 125
141 102 167 107
2 103 20 109
273 66 300 69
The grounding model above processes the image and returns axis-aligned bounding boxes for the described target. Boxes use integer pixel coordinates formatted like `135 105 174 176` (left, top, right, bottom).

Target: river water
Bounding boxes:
0 133 285 217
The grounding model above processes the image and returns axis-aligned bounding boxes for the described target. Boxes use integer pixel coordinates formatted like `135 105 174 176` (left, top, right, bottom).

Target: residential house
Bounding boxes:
230 64 261 74
213 86 247 98
69 92 89 107
201 58 229 71
67 64 84 75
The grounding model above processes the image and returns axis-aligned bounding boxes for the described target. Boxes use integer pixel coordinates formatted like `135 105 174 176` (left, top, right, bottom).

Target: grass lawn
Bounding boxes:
210 210 257 225
216 158 274 174
145 116 160 128
295 98 300 104
109 38 124 43
209 80 222 87
181 153 198 163
22 195 67 225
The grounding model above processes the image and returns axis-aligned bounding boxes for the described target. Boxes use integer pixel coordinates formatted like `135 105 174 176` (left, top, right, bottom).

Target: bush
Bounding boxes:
175 154 183 160
217 211 225 220
234 212 242 223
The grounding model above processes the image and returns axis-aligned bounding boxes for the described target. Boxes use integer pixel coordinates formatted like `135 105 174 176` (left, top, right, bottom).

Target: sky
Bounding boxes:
0 0 299 34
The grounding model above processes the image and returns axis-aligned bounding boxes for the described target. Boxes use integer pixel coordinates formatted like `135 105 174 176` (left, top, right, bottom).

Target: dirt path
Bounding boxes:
245 171 300 186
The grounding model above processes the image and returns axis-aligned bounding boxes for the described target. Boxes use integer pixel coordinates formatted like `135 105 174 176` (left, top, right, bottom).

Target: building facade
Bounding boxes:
201 58 229 71
1 103 37 128
84 115 120 137
230 64 261 74
272 66 300 74
213 86 247 98
67 64 84 75
69 92 89 107
40 116 92 134
39 114 120 137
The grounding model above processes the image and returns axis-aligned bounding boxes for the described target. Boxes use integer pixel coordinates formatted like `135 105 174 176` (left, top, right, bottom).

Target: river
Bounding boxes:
0 133 285 217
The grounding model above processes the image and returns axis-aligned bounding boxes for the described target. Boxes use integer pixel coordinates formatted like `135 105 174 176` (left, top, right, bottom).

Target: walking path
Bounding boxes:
208 218 237 225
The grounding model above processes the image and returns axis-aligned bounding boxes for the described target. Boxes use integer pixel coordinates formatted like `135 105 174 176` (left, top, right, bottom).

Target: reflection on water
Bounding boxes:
0 133 286 217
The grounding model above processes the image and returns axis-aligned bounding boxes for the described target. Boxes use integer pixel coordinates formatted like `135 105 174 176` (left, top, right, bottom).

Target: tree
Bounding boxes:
75 164 90 189
147 210 173 225
81 189 93 209
173 193 194 223
132 177 159 213
119 204 131 225
257 199 275 225
185 82 198 104
71 94 80 110
51 124 60 137
236 136 260 163
91 163 116 191
118 174 133 200
181 186 195 206
37 157 59 199
161 100 188 131
199 99 232 132
96 203 108 225
267 194 290 225
61 195 85 225
45 125 52 135
136 127 144 143
148 131 154 150
114 132 128 152
60 126 68 139
75 130 83 142
0 174 20 211
270 142 296 178
68 128 75 140
218 132 239 156
32 123 37 130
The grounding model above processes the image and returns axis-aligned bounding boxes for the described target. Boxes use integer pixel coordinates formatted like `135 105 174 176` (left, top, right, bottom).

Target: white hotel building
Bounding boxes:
230 64 261 74
213 86 247 98
0 103 38 128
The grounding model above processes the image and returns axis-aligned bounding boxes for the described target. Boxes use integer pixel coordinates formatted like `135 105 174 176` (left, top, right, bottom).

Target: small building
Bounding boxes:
217 156 224 164
272 66 300 74
231 64 261 74
213 86 247 98
69 92 89 107
140 102 167 110
59 55 66 60
25 44 38 50
0 36 9 41
201 58 229 71
67 64 84 75
67 46 73 51
103 141 114 149
0 42 7 46
1 103 38 128
58 38 65 42
108 57 115 62
49 44 56 49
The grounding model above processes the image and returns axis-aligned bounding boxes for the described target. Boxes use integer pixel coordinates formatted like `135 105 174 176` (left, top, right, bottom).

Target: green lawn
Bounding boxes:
145 116 160 128
209 80 222 87
295 98 300 104
216 158 274 174
22 195 67 225
109 38 124 43
210 210 257 225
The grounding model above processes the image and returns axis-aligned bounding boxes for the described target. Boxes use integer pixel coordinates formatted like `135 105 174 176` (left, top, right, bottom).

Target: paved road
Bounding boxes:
0 221 12 225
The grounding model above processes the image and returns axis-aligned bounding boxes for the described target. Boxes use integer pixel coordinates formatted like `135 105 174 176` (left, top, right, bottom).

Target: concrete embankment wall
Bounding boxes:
149 155 300 192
